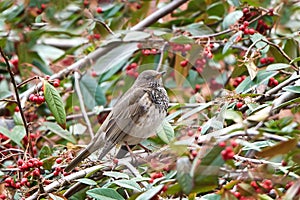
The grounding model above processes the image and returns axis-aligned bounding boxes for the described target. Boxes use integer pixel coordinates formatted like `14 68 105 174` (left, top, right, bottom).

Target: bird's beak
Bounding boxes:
155 71 166 79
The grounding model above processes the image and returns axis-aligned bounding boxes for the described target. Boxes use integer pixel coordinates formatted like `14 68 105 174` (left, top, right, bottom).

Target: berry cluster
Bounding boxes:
259 57 274 65
239 21 255 35
203 44 214 59
149 172 164 183
194 58 206 74
29 94 45 104
126 62 139 78
232 75 247 87
4 158 43 189
250 179 273 193
141 48 158 56
88 33 101 41
268 77 278 87
219 140 237 161
170 43 192 53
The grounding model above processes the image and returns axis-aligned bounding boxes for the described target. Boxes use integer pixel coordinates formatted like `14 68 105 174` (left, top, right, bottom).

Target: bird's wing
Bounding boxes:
97 88 151 159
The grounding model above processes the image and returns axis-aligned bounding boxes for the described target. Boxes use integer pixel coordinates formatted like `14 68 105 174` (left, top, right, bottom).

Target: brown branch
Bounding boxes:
0 48 29 139
17 76 40 88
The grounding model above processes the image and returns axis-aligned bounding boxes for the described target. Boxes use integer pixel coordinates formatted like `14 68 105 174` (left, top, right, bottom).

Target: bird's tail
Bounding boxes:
64 147 91 172
64 132 106 172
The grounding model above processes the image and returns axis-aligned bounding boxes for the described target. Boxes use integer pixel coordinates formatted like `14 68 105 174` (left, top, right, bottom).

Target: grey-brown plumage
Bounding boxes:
65 70 169 172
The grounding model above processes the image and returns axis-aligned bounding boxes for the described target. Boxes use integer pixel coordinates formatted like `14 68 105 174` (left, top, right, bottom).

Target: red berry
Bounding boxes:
130 62 138 69
195 84 201 92
242 8 249 14
142 49 151 56
29 94 35 101
55 166 62 172
96 7 102 13
53 81 60 87
248 28 255 35
15 106 20 112
5 177 12 184
44 75 50 80
17 159 24 166
53 170 59 176
33 169 40 176
56 157 63 164
136 3 142 9
20 178 28 186
91 71 97 77
219 141 226 148
251 181 258 189
83 0 89 6
10 58 18 68
93 34 101 40
268 8 274 16
184 44 192 51
180 60 188 67
233 191 241 198
161 185 168 192
272 79 278 86
73 106 80 111
41 4 46 10
239 25 245 31
243 21 249 27
230 140 238 147
244 28 249 35
260 57 267 64
150 49 157 55
191 150 198 157
267 57 274 63
281 160 287 166
149 178 154 183
187 130 194 136
236 102 243 108
206 52 213 59
0 194 7 199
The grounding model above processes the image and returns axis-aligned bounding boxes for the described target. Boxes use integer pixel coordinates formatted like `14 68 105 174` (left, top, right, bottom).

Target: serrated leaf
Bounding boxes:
283 86 300 93
222 11 243 29
87 188 125 200
42 121 76 143
114 180 142 192
79 73 106 110
123 31 150 41
170 35 193 44
103 171 129 179
44 80 66 128
77 178 97 186
266 63 291 71
176 157 193 194
136 185 164 200
156 120 174 144
0 126 25 147
256 138 298 158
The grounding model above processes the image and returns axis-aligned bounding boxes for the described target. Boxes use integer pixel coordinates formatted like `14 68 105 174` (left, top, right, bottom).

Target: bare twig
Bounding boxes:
0 48 29 139
74 71 94 138
17 76 40 88
156 41 168 72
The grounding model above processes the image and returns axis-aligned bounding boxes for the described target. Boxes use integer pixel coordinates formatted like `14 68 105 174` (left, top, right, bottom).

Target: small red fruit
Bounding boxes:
91 71 97 77
267 57 274 63
248 28 255 35
96 7 102 13
243 21 249 27
53 80 60 87
56 157 63 164
15 106 20 112
187 130 194 136
260 57 267 64
242 7 249 14
236 102 243 108
219 141 226 148
180 60 188 67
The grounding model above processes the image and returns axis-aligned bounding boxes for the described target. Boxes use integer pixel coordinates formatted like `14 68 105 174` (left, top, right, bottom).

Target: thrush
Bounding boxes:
65 70 169 172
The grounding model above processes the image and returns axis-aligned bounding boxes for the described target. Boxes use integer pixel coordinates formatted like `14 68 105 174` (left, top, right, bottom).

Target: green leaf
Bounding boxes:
42 121 76 143
222 11 243 29
49 194 64 200
283 86 300 93
224 110 243 123
250 33 269 54
256 139 298 158
79 74 106 110
136 185 164 200
44 80 66 128
193 145 224 193
77 178 97 186
39 145 52 159
103 171 129 179
266 63 291 71
123 31 151 41
114 180 142 192
201 193 221 200
0 125 25 147
227 0 240 6
170 35 193 44
207 2 225 18
156 120 174 144
176 157 193 194
223 31 242 54
87 188 125 200
93 43 138 75
185 22 214 36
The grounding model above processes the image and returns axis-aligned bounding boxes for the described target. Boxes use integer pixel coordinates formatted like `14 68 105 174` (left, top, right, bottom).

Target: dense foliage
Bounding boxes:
0 0 300 199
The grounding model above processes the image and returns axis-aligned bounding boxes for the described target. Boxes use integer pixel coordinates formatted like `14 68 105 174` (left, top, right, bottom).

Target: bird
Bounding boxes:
65 70 169 172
